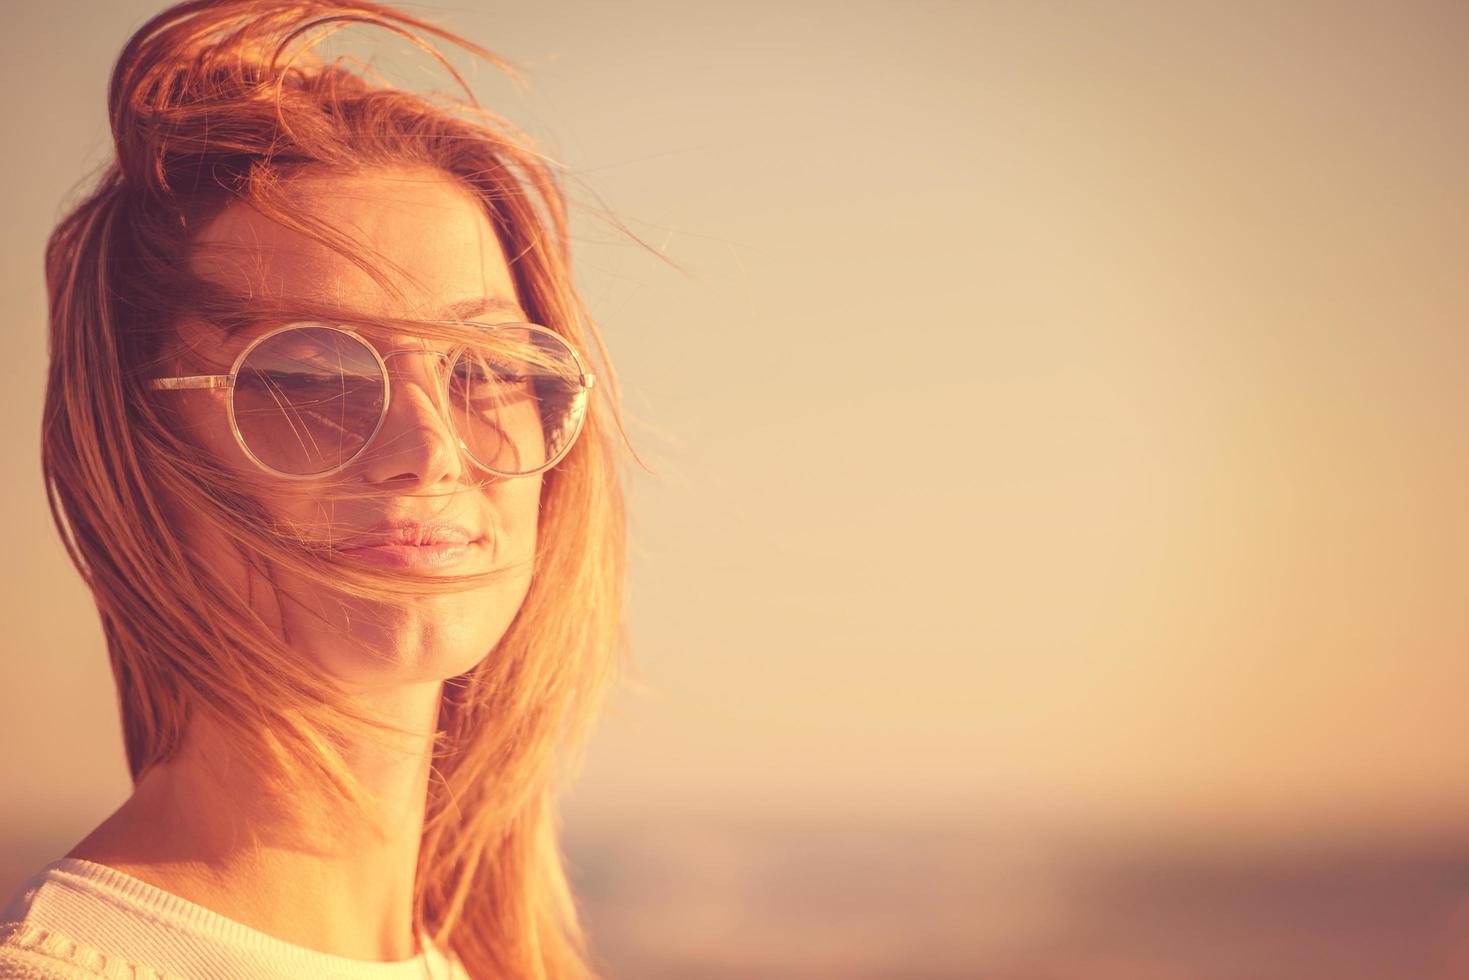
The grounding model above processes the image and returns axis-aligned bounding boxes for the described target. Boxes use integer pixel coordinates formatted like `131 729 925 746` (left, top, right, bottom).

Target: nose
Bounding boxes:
356 349 464 488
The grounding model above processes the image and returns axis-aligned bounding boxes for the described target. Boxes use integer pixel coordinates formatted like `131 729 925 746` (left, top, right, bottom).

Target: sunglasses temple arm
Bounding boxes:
147 375 234 391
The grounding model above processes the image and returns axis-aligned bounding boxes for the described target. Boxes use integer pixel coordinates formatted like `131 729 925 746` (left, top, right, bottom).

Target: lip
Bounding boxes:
335 522 479 569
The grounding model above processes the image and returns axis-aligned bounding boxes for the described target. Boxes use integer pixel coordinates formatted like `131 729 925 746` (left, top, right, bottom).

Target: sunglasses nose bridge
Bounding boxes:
379 348 453 366
375 347 457 415
378 348 454 392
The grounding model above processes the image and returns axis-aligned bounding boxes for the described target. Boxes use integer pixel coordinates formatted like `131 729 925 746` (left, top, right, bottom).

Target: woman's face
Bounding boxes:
168 169 543 689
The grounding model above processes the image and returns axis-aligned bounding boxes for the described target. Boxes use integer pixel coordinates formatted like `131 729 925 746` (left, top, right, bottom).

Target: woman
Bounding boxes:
0 2 626 978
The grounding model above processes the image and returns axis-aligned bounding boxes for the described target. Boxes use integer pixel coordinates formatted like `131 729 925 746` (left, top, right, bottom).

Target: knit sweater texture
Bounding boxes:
0 859 467 980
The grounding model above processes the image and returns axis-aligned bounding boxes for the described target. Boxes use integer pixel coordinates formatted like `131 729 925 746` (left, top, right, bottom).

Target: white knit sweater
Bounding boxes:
0 859 467 979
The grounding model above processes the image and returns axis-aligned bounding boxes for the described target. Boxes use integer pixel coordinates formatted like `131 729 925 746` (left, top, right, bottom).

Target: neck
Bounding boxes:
67 679 445 962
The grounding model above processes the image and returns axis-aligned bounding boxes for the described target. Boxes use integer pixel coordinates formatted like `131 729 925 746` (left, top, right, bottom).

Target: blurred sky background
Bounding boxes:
4 1 1469 977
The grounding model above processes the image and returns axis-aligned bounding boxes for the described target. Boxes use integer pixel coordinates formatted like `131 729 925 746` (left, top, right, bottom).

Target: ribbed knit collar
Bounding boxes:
11 858 462 980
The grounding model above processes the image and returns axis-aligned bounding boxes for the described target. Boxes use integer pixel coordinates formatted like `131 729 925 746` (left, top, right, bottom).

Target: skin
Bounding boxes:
66 168 541 961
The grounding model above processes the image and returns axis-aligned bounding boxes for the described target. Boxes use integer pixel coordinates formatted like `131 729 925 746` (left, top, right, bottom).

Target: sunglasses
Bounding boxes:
148 320 594 479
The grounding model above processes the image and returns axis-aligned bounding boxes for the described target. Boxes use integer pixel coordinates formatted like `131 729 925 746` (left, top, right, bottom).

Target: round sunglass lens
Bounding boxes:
447 327 587 476
231 326 385 476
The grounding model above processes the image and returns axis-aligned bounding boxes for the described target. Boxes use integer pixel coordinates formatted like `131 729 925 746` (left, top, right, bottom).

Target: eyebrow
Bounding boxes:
435 296 527 321
221 295 529 334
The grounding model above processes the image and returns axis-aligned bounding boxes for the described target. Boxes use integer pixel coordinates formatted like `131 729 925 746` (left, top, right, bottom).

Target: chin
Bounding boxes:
293 580 528 689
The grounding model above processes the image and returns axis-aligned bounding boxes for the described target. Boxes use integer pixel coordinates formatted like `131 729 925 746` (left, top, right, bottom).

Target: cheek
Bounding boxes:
160 391 326 531
160 391 257 474
487 473 543 565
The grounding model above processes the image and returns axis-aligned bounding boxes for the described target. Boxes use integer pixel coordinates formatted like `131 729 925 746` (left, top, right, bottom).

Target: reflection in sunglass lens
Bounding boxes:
448 326 587 476
231 326 385 475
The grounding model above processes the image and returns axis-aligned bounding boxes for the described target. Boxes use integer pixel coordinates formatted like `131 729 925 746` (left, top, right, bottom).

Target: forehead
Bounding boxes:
190 168 521 319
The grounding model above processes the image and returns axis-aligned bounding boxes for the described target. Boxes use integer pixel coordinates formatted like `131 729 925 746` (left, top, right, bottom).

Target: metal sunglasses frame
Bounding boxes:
147 319 596 480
